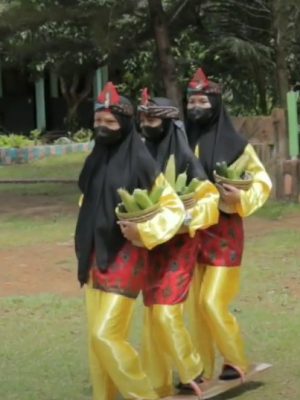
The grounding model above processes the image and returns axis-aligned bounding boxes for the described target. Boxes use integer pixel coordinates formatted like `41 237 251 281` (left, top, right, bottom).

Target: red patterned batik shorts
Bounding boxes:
143 233 199 306
91 241 148 299
198 212 244 267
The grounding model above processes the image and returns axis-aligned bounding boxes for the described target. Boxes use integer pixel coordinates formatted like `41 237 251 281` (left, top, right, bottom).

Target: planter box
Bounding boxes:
0 142 94 166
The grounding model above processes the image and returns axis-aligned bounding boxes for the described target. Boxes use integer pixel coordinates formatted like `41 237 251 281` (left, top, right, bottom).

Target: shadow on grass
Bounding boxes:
212 381 265 399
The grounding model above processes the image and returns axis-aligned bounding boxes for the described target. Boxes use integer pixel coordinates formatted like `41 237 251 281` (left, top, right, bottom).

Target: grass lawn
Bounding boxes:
1 154 300 400
0 152 86 180
0 153 85 249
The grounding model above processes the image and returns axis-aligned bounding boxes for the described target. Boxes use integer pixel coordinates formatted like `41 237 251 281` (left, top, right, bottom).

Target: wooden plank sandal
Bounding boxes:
163 378 213 399
200 362 272 399
162 363 272 400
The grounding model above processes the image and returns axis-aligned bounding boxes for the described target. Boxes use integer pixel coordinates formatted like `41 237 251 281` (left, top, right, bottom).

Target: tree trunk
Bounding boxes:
59 72 93 133
65 104 80 133
255 68 268 114
148 0 183 114
271 0 290 108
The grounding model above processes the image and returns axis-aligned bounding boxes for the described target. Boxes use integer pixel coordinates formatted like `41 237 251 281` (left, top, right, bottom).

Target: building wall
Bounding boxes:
0 68 35 133
0 68 95 134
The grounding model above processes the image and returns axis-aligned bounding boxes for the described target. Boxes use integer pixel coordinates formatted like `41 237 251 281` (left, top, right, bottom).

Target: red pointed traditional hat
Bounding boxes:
95 82 134 116
187 68 221 95
141 87 151 107
97 82 120 107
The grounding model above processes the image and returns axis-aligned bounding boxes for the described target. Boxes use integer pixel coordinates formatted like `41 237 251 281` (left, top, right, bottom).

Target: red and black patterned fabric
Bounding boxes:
91 234 200 304
143 233 199 306
90 242 148 299
197 212 244 266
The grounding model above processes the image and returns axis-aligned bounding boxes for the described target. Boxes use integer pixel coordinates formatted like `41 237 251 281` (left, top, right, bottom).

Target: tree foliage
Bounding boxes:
0 0 299 122
0 0 147 130
122 0 300 114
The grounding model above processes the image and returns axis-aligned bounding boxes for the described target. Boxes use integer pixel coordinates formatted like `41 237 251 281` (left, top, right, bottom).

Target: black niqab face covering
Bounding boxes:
186 93 248 181
141 124 164 141
187 95 221 128
187 107 214 124
75 98 159 286
93 126 122 145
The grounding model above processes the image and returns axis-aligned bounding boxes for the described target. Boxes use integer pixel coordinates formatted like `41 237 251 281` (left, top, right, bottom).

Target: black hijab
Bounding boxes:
186 93 248 181
75 107 159 286
142 97 207 182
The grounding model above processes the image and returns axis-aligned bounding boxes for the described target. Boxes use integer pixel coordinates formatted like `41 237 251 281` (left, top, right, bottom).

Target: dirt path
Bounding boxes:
1 196 300 297
0 193 80 297
0 242 81 297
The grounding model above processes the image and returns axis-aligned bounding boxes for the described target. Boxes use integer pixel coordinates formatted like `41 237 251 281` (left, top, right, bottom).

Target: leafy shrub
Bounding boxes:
29 129 43 145
0 127 92 149
72 128 93 143
54 137 73 145
0 134 34 148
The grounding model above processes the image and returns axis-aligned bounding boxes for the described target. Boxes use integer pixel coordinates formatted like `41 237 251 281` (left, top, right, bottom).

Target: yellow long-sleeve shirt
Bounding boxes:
219 144 272 216
136 173 185 249
79 173 185 250
187 180 220 237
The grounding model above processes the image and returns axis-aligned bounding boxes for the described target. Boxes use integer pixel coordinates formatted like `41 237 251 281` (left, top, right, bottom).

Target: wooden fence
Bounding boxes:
233 108 289 199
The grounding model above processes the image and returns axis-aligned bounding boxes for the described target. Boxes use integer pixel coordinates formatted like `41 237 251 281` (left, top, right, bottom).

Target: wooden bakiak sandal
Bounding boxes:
161 363 272 399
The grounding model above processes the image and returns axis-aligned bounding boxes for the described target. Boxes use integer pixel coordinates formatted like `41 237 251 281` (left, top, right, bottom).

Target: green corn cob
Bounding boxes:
228 154 249 179
175 172 188 194
133 189 153 210
164 154 176 189
215 162 224 177
181 186 190 195
117 189 141 212
187 178 201 193
216 161 229 178
149 186 164 204
226 169 239 179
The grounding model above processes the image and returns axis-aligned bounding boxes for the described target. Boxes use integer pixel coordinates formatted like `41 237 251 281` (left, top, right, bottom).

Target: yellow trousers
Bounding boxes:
186 265 249 379
142 304 203 397
86 287 158 400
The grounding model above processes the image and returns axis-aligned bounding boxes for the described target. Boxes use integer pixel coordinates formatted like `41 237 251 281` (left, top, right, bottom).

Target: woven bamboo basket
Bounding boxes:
180 192 196 210
116 203 161 247
177 193 196 234
213 171 253 191
116 202 161 223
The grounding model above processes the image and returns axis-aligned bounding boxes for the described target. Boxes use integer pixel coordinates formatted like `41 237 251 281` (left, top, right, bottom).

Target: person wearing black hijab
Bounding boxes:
75 82 185 400
183 69 272 388
138 89 219 398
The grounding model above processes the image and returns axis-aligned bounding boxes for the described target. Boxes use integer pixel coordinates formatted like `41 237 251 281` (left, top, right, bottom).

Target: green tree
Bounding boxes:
1 0 300 122
0 0 139 131
123 0 300 115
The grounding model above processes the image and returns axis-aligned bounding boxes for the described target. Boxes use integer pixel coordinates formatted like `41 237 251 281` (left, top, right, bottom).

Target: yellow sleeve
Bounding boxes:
137 173 185 249
78 194 84 207
234 144 272 217
188 180 219 237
